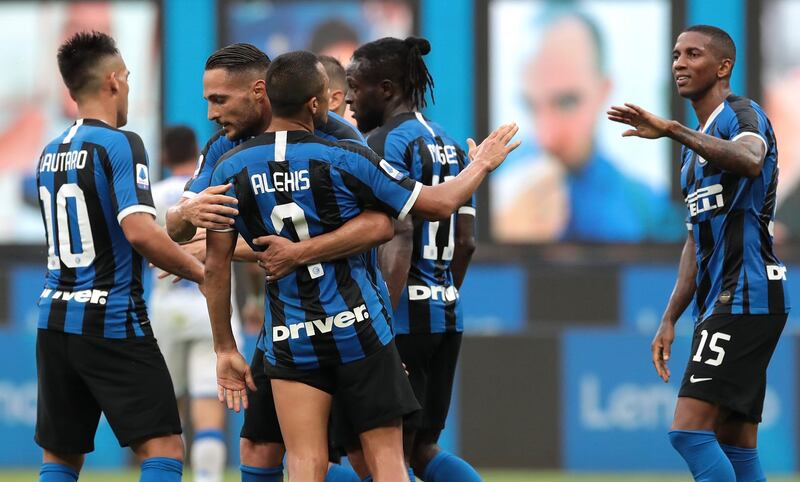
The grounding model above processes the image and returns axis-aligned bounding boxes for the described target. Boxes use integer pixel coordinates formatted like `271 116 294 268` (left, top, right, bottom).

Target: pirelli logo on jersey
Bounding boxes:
40 288 109 305
686 184 724 217
273 304 370 341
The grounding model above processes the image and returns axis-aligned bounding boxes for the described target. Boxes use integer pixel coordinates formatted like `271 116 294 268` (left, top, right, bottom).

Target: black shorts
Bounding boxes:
678 313 787 423
240 347 283 444
35 329 182 454
395 332 462 432
268 341 419 439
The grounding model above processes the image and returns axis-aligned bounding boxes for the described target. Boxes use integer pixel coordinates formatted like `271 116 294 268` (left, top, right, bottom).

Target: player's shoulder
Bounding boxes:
367 113 421 156
722 95 768 121
317 111 366 145
202 129 237 155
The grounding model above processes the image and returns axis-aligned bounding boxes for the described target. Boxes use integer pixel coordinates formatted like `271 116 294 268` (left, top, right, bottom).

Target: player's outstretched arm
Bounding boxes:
205 229 256 413
652 233 698 383
166 184 239 242
608 103 766 178
451 213 477 290
251 210 395 281
411 123 521 220
121 212 204 284
378 216 414 309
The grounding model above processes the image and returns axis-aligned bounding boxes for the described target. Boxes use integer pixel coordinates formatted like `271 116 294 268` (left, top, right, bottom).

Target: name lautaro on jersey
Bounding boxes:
39 150 89 173
273 304 370 341
251 169 310 195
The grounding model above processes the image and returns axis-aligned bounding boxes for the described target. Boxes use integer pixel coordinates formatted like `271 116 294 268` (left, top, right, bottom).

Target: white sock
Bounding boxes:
191 431 226 482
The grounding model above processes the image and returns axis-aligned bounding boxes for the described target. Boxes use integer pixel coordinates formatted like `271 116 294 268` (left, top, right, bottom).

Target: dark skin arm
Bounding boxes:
250 210 394 282
378 216 414 309
204 229 256 413
450 213 476 290
651 233 698 383
120 212 204 284
607 103 766 178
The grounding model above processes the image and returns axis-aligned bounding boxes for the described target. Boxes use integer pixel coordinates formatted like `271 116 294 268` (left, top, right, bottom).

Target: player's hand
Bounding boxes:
182 237 207 263
651 320 676 383
182 184 239 230
252 235 300 282
467 123 521 172
607 103 672 139
216 350 256 413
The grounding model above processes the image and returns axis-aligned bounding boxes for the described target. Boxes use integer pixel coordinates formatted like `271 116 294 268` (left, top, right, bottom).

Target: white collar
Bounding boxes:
700 101 726 133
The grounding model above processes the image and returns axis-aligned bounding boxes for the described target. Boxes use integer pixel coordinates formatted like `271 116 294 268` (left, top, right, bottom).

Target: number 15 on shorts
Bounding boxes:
692 330 731 367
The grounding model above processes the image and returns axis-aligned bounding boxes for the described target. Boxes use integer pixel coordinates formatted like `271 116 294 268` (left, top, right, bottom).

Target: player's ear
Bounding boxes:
379 79 394 100
109 71 120 95
252 79 267 100
306 95 319 116
329 89 344 111
718 58 733 80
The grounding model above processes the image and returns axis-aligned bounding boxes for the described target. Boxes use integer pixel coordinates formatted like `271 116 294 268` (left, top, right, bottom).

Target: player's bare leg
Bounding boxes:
716 417 763 481
272 379 331 482
41 450 84 479
359 419 407 482
239 439 286 480
671 396 721 431
132 434 185 461
669 397 735 481
346 448 371 479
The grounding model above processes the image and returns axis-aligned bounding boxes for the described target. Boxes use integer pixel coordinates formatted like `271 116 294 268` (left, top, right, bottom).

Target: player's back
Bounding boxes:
681 95 790 321
369 112 473 334
211 130 420 369
36 118 156 338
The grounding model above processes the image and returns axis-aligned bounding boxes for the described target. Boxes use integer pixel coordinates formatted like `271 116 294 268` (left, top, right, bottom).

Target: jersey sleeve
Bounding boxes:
719 100 770 158
184 133 227 197
369 131 411 177
207 156 238 233
337 146 422 221
108 131 156 224
454 143 476 217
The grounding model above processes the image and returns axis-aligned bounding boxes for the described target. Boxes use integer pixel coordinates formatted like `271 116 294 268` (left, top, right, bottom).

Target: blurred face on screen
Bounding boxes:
203 68 270 141
523 17 610 171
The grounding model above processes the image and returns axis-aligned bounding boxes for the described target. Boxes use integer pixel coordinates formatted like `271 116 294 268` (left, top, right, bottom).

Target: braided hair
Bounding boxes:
351 36 435 109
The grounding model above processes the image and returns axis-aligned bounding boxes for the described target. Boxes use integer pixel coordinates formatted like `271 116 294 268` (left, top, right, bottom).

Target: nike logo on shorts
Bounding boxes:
690 375 712 383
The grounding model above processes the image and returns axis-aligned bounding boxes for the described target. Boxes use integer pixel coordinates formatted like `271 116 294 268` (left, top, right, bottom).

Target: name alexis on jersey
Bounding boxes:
39 150 89 172
273 304 370 341
251 169 310 195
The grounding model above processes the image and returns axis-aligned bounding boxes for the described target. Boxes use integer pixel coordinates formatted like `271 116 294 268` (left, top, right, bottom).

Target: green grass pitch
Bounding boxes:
1 469 799 481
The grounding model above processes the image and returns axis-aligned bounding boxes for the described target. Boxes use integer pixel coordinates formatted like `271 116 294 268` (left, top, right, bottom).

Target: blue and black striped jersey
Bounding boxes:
184 111 365 196
368 112 474 334
36 119 156 338
210 130 421 369
681 95 790 323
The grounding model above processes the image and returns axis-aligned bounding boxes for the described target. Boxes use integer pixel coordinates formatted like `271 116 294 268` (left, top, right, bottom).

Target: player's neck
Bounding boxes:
76 98 118 128
267 115 313 133
383 101 416 123
692 84 731 127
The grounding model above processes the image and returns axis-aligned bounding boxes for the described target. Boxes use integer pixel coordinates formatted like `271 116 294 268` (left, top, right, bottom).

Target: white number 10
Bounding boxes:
39 183 96 269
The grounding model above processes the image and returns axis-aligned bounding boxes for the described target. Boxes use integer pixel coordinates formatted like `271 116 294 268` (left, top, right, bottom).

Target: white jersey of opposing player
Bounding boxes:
150 175 242 397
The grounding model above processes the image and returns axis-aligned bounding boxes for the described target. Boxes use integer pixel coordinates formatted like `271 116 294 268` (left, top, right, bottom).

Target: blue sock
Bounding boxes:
721 444 766 482
423 451 481 482
325 463 360 482
39 463 78 482
409 467 416 481
140 457 183 482
241 464 283 482
669 430 736 481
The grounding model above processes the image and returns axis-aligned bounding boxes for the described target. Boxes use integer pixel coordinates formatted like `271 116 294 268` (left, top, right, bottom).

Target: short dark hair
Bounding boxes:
161 125 198 168
318 55 346 91
309 19 359 53
684 25 736 69
351 37 435 110
57 31 119 98
205 43 271 78
266 51 327 118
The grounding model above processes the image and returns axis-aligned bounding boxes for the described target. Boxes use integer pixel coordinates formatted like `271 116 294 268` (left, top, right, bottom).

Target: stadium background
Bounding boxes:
1 0 799 480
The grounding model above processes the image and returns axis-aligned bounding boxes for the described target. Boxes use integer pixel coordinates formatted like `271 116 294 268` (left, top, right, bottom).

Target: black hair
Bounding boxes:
205 43 271 77
309 19 359 53
318 54 346 90
351 36 435 110
684 24 736 69
161 125 198 168
266 51 326 117
57 31 119 98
